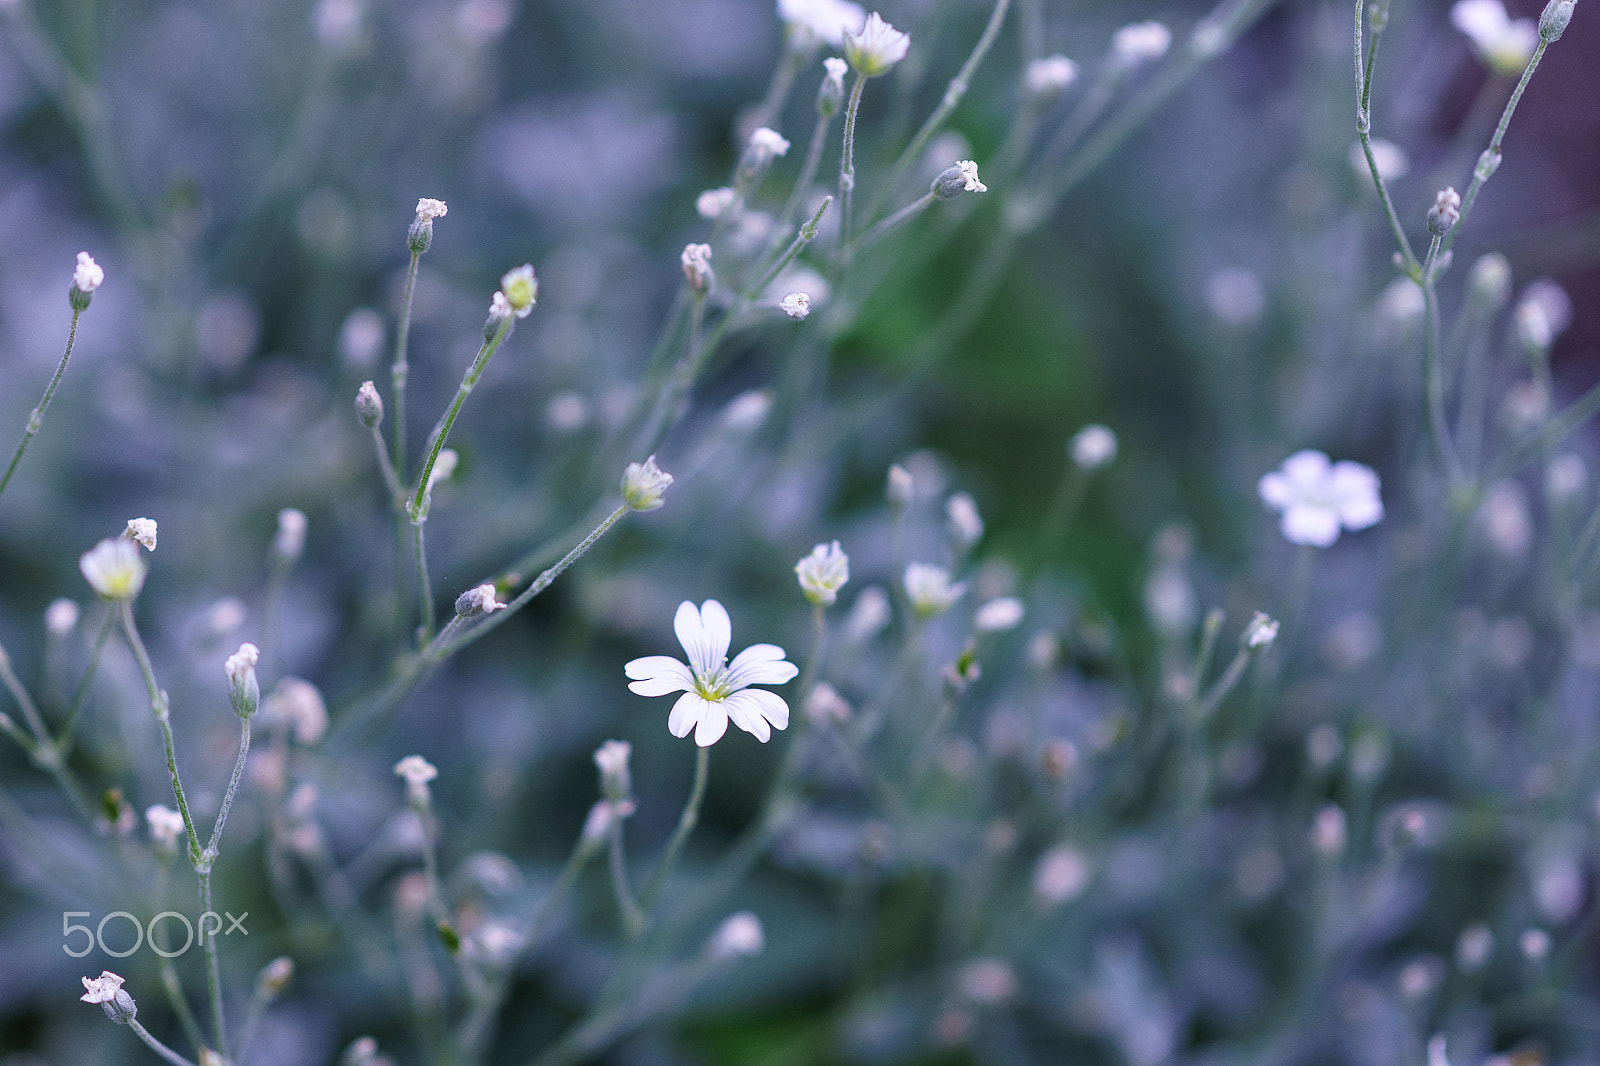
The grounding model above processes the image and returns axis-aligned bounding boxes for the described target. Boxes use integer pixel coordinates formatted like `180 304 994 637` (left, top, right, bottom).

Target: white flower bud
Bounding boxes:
45 598 80 636
696 187 739 220
804 681 852 725
1455 924 1495 971
1468 252 1512 308
681 243 715 296
796 541 850 606
427 449 459 493
1243 611 1279 650
932 160 988 200
356 380 384 428
146 805 187 852
1111 21 1171 68
1070 424 1118 470
257 956 294 1000
886 463 914 507
845 585 892 642
1539 0 1575 42
274 508 308 562
593 739 633 805
707 911 765 959
408 198 447 253
957 958 1018 1005
746 127 791 165
394 755 438 803
70 252 103 310
1311 804 1347 857
1349 138 1409 184
721 389 773 432
1032 845 1091 905
779 0 866 48
844 11 910 76
946 492 983 550
817 56 848 115
79 538 147 601
1024 54 1078 98
905 563 966 617
454 584 506 617
780 291 811 320
500 264 537 318
974 597 1025 633
1428 187 1462 236
225 643 261 719
621 455 674 511
123 517 158 551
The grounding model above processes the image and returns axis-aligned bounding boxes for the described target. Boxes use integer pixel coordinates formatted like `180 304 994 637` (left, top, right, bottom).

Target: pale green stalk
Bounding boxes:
55 610 115 756
0 309 81 507
525 957 722 1066
1420 235 1464 483
411 315 515 518
369 423 406 506
837 73 867 255
127 1018 202 1066
1195 647 1252 720
771 109 835 249
393 248 422 469
412 520 436 644
608 817 647 937
1353 0 1420 274
641 746 710 911
851 191 937 251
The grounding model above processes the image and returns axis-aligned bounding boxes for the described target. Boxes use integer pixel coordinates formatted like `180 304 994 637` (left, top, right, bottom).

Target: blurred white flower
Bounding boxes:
1455 924 1495 971
708 911 765 958
845 586 892 641
778 0 866 48
1519 927 1551 962
1546 454 1587 499
274 508 308 562
796 541 850 606
264 678 328 746
621 455 674 511
45 598 79 636
1111 21 1171 67
1375 276 1425 341
844 11 910 76
72 252 104 294
946 492 984 549
681 243 715 295
905 563 966 617
957 958 1018 1005
1033 845 1091 905
1206 269 1265 326
1480 480 1532 559
1258 450 1383 547
146 805 187 850
721 389 773 432
887 463 915 507
805 681 852 725
696 186 738 219
593 739 633 804
747 127 791 163
1451 0 1538 76
625 600 797 746
1243 612 1279 649
394 755 439 801
339 308 385 367
975 597 1025 633
1311 804 1347 857
1514 278 1572 350
1349 138 1410 183
1024 54 1079 97
1070 424 1118 470
415 198 448 222
427 449 459 491
124 518 157 552
79 538 147 601
313 0 363 47
780 292 811 320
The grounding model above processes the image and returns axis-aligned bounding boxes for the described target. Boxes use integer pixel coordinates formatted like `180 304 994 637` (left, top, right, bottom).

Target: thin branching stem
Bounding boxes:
0 309 81 507
393 249 422 472
642 746 710 911
1354 0 1420 274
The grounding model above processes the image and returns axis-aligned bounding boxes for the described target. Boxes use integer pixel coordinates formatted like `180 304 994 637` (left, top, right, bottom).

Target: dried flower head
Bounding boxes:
124 518 158 551
394 755 439 802
455 583 506 617
780 291 811 320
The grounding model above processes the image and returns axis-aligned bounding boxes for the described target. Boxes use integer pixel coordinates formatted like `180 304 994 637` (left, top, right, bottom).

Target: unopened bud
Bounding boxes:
593 739 633 805
274 508 308 563
408 198 447 253
932 160 988 200
70 252 103 311
681 243 714 296
256 956 294 1000
817 57 847 117
356 380 384 428
225 643 261 719
1468 253 1512 309
454 584 505 617
1539 0 1574 41
1428 187 1461 236
621 455 673 511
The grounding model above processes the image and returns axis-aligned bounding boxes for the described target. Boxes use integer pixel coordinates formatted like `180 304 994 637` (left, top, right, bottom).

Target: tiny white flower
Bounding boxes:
313 0 363 46
804 681 852 725
1427 1035 1452 1066
844 11 911 77
394 755 439 801
778 0 866 47
79 538 147 601
1024 54 1079 97
146 805 187 850
780 291 811 320
263 677 328 746
845 585 892 642
45 598 80 636
257 956 295 998
72 252 104 294
621 454 674 511
1070 424 1118 470
955 160 986 193
1350 138 1411 183
886 463 915 507
1258 450 1383 548
696 186 739 220
1470 252 1514 307
1514 278 1572 351
1032 845 1091 905
721 389 773 432
1451 0 1538 76
905 563 966 617
1375 277 1426 342
946 493 984 549
1111 20 1171 67
1547 454 1587 499
1243 611 1279 649
500 264 537 317
274 508 307 561
1519 927 1551 962
79 970 126 1004
1207 269 1266 325
821 55 848 95
624 600 798 746
1456 924 1495 971
415 198 448 222
681 242 715 295
454 583 506 617
1311 804 1347 857
593 739 633 804
796 541 850 606
707 911 765 958
748 127 791 162
120 518 157 551
975 597 1025 633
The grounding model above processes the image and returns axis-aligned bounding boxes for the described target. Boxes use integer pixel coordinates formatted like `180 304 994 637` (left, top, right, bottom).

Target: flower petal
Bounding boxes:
694 700 728 746
700 600 732 668
727 643 798 688
1281 450 1331 490
668 692 706 739
1258 471 1293 510
728 688 788 735
674 601 714 674
1329 461 1383 530
625 655 694 696
1282 504 1341 547
723 691 771 742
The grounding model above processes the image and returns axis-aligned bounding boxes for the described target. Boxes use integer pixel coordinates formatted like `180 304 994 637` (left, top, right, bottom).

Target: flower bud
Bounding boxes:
1468 252 1512 309
355 380 384 428
695 187 738 220
796 541 850 606
1427 187 1461 237
454 583 506 617
1242 611 1279 650
593 739 633 805
1539 0 1574 41
905 562 965 617
707 911 765 959
80 972 137 1024
887 464 914 508
408 197 447 254
45 598 80 636
1070 424 1118 470
621 454 673 511
1024 55 1078 98
394 754 438 804
225 643 261 719
817 56 847 116
256 956 294 1000
680 243 715 296
932 160 988 200
274 508 308 563
70 252 103 311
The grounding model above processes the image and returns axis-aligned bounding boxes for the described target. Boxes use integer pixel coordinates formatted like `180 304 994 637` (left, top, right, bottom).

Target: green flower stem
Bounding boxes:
411 315 514 519
1354 0 1420 274
851 191 937 252
369 423 406 507
1491 374 1600 482
393 248 422 471
641 745 710 911
0 643 50 749
119 603 203 865
0 648 94 822
1439 38 1550 261
526 957 722 1066
0 309 81 508
863 0 1012 227
127 1018 202 1066
0 712 35 755
151 866 208 1055
411 518 436 645
204 718 251 859
55 609 115 757
608 816 647 937
837 72 867 256
197 867 227 1055
1421 234 1465 484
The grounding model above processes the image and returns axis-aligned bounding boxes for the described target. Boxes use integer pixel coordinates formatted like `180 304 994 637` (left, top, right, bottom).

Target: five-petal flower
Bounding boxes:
1258 450 1383 548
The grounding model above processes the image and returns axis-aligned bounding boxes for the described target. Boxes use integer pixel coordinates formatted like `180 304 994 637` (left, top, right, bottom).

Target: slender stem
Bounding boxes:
837 73 867 256
641 746 710 910
0 309 81 507
415 799 452 934
864 0 1013 226
119 603 203 867
127 1019 203 1066
1353 0 1420 273
56 610 114 755
1195 648 1252 720
1439 40 1550 261
261 556 292 683
205 719 251 858
151 865 208 1056
410 315 514 518
851 191 937 251
412 519 436 645
198 869 227 1055
393 249 421 473
607 818 647 937
1421 235 1464 484
369 424 406 506
527 832 600 945
0 644 50 747
0 712 35 754
771 109 834 249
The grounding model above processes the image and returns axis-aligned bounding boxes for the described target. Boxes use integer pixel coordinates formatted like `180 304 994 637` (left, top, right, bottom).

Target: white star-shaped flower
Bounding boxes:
1258 450 1383 548
1451 0 1537 76
625 600 798 746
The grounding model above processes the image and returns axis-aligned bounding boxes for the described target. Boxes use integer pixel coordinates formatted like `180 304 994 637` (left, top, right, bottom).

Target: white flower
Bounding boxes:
427 449 459 491
489 291 514 320
274 508 307 561
146 805 187 850
780 292 811 320
1311 804 1347 857
79 538 147 601
72 252 104 293
975 597 1025 633
122 518 157 551
1111 20 1171 67
1025 54 1079 97
45 598 80 636
946 493 983 549
886 463 914 507
749 127 791 160
804 681 852 725
696 186 739 220
79 970 125 1004
1243 611 1279 649
934 160 988 199
500 264 537 317
905 563 966 617
1032 845 1091 905
1070 424 1118 470
1350 138 1410 183
821 55 848 96
955 160 986 193
845 585 892 641
581 799 619 845
796 541 850 605
1451 0 1538 75
1375 276 1426 342
593 739 633 804
1258 450 1383 548
707 911 765 958
621 455 674 511
681 242 715 295
263 678 328 746
415 198 448 222
624 600 798 746
778 0 866 47
721 389 773 432
1514 278 1572 351
394 755 438 800
844 11 911 76
455 583 506 617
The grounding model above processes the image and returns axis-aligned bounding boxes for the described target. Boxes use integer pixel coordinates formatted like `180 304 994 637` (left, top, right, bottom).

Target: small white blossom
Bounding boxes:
1375 276 1426 341
795 541 850 606
225 643 261 718
45 598 80 636
1070 424 1118 470
886 463 915 507
500 264 537 317
625 600 798 746
780 291 811 320
274 508 308 561
696 186 739 219
313 0 363 46
79 538 147 601
804 681 852 725
257 956 295 998
415 198 448 222
1519 927 1551 962
394 755 439 801
975 597 1025 634
1350 138 1410 184
845 586 892 642
1032 845 1091 905
1311 804 1348 857
581 799 622 845
79 970 125 1004
455 583 506 617
1547 454 1587 499
708 911 765 958
1456 924 1495 971
844 11 911 76
1451 0 1538 75
1514 278 1572 351
681 243 715 295
146 805 187 850
749 127 791 162
934 160 987 199
721 389 773 432
955 160 986 193
621 455 674 511
593 739 633 804
946 493 984 549
821 55 848 99
1207 268 1266 325
72 252 104 294
1243 612 1280 649
1024 54 1079 97
1258 450 1383 548
263 678 328 746
905 563 966 617
778 0 866 47
1111 20 1171 67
